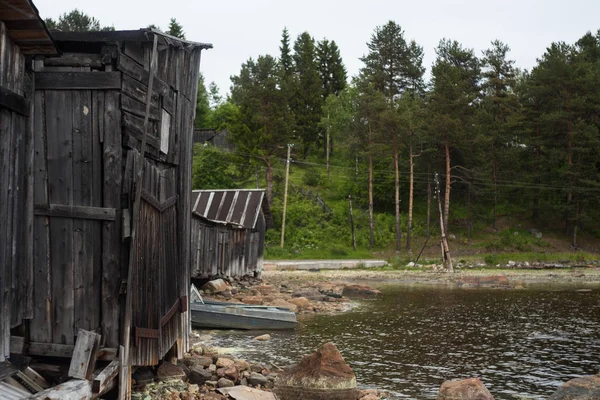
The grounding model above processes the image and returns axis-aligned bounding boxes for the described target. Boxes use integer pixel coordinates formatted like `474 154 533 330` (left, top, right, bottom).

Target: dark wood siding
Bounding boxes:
0 19 35 362
19 33 203 366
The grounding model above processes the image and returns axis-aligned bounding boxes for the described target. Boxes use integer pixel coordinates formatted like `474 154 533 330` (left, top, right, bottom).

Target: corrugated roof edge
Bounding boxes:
51 28 212 50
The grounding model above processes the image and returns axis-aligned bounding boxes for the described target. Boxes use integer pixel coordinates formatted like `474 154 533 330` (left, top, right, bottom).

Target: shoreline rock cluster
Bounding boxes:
197 276 381 315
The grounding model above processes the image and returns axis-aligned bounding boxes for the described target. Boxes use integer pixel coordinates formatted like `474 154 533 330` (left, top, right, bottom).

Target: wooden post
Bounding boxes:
348 195 356 251
120 34 159 400
280 144 293 248
435 172 453 272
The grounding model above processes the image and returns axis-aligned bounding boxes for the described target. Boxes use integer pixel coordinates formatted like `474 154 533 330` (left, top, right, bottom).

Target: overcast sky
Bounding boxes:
37 0 599 97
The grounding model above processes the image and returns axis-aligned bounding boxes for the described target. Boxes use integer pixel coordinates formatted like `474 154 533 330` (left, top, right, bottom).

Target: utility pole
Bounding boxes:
348 195 356 251
435 172 453 272
280 144 293 248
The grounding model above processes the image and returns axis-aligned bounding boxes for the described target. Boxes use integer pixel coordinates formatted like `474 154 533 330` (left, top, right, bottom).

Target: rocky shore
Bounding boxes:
133 266 600 399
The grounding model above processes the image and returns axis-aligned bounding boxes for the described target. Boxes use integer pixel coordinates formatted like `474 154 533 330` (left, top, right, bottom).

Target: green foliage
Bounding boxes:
192 144 236 190
483 229 547 252
166 18 185 39
195 74 211 128
45 9 114 32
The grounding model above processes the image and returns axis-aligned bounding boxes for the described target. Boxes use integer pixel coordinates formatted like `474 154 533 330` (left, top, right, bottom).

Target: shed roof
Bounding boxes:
51 28 213 50
0 0 57 54
192 189 274 230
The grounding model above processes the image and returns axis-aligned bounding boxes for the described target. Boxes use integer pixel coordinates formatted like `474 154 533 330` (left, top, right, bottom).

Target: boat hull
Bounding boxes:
190 302 298 330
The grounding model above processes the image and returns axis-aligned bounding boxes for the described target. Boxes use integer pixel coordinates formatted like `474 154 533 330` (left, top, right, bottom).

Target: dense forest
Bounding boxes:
43 10 600 260
196 21 600 260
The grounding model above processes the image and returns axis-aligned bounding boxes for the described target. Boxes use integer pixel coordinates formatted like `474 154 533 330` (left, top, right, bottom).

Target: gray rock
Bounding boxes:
217 378 235 388
188 365 213 385
205 380 218 389
248 372 269 387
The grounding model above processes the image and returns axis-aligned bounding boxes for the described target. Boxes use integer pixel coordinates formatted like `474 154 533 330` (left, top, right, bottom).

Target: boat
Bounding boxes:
189 285 298 330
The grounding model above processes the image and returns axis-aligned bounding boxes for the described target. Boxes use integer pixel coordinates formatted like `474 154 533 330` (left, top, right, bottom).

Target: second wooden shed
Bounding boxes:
191 189 274 279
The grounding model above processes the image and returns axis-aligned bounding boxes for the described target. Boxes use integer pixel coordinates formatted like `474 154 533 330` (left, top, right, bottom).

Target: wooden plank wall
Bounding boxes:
120 40 202 364
190 215 266 279
0 20 34 362
29 54 119 347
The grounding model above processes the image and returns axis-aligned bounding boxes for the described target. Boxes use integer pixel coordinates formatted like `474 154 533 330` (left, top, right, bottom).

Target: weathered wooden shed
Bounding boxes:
191 189 274 279
0 0 57 364
0 17 212 388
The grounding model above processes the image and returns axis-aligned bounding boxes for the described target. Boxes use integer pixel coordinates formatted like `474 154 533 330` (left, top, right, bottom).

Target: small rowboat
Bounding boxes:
190 285 298 330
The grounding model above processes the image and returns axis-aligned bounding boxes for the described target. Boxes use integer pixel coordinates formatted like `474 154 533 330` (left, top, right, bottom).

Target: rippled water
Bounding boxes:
199 284 600 399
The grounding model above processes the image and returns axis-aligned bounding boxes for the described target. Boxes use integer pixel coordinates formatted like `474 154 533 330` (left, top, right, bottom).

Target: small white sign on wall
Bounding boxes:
160 109 171 154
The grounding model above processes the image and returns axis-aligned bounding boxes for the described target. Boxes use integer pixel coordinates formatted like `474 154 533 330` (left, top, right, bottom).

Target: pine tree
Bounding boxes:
359 21 425 251
479 40 518 230
45 9 114 31
167 18 185 39
292 32 323 157
230 55 293 203
429 39 481 233
317 38 348 165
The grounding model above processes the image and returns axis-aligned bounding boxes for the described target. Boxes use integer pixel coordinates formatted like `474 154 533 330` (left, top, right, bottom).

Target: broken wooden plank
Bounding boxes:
68 329 101 380
34 204 116 221
92 359 119 394
35 72 121 90
29 379 93 400
23 367 50 390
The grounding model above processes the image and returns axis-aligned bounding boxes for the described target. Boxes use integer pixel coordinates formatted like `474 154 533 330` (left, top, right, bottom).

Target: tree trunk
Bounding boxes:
369 151 374 249
444 142 451 234
566 120 573 235
265 163 273 205
349 195 356 251
467 183 472 243
533 127 541 221
406 133 414 252
492 160 498 231
427 166 431 238
368 124 375 249
572 198 581 249
394 142 401 253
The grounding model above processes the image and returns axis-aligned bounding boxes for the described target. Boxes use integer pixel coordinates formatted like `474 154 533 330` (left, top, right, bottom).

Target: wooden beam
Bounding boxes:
0 85 30 116
69 330 101 380
34 204 116 221
92 360 119 394
35 72 121 90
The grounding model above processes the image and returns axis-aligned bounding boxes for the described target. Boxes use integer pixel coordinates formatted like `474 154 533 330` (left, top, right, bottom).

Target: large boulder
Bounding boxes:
202 279 230 294
437 378 494 400
342 284 381 298
188 365 213 385
548 374 600 399
274 342 359 400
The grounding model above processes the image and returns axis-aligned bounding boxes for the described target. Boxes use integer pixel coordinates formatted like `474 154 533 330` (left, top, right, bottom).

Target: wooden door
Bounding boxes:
30 88 121 347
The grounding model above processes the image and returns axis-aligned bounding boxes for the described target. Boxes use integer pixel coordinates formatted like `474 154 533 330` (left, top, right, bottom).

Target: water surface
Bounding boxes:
200 284 600 399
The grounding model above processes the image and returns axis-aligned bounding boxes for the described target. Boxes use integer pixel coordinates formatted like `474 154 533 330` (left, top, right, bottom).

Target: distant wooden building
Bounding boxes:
0 0 57 364
191 189 274 279
0 10 212 379
192 128 234 151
